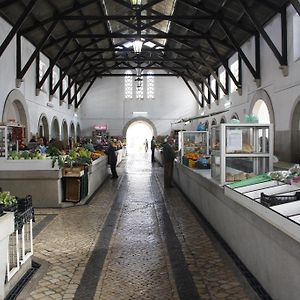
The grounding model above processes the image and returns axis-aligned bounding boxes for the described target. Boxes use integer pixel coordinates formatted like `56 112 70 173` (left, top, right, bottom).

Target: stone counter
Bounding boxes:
0 156 108 208
0 212 14 300
173 161 300 300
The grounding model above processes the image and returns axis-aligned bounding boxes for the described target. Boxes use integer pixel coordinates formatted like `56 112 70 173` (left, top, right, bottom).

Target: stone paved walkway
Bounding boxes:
18 153 259 300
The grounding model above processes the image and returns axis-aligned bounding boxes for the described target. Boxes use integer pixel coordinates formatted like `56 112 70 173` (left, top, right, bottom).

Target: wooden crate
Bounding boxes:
64 178 81 202
63 167 84 177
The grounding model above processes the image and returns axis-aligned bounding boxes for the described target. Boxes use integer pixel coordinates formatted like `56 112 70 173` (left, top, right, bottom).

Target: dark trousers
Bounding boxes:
110 161 118 178
151 149 155 162
164 160 173 187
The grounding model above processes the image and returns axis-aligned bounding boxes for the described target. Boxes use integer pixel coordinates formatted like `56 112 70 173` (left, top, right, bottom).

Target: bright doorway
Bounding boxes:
126 121 153 153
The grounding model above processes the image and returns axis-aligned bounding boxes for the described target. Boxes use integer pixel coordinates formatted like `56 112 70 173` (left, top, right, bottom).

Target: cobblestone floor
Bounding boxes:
17 153 259 300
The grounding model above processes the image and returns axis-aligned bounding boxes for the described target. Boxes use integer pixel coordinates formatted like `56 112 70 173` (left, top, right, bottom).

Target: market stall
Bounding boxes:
172 123 300 300
0 193 34 299
173 162 300 300
0 212 14 300
0 135 109 207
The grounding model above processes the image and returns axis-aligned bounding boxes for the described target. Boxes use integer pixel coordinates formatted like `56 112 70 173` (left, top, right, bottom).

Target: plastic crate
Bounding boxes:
260 192 300 207
188 159 197 168
17 195 32 211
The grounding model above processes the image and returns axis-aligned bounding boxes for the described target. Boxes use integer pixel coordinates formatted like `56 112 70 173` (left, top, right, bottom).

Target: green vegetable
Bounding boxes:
0 191 17 207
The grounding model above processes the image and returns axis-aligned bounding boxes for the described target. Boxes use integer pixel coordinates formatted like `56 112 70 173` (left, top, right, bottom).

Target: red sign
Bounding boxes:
94 124 107 131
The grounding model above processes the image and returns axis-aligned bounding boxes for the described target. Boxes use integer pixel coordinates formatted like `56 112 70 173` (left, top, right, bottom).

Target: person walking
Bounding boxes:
162 136 176 188
144 139 149 152
151 136 156 163
106 141 118 179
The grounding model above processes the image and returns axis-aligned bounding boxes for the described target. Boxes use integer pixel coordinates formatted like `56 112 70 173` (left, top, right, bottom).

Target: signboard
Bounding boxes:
94 124 107 131
226 129 242 152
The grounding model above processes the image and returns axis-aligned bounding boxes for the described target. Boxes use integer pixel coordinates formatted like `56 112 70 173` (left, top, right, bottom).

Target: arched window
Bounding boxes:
136 77 144 100
252 99 270 124
147 71 154 99
220 117 226 124
125 70 133 99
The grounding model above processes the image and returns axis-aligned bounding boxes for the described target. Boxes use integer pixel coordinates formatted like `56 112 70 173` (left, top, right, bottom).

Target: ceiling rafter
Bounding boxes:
0 0 288 87
178 0 256 34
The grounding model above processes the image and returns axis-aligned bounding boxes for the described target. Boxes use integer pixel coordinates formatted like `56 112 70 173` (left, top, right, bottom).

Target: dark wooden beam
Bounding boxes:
16 33 21 80
61 15 215 21
36 38 71 90
75 77 97 108
61 61 89 100
238 0 287 66
219 20 259 79
0 0 19 9
0 0 38 57
253 0 282 12
51 51 81 95
178 0 255 33
290 0 300 15
21 0 100 34
192 80 204 107
182 77 202 107
206 38 238 91
94 73 178 77
255 33 261 82
18 21 58 80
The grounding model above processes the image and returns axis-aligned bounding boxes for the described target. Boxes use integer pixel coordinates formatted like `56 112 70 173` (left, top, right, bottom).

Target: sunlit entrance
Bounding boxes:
126 121 153 154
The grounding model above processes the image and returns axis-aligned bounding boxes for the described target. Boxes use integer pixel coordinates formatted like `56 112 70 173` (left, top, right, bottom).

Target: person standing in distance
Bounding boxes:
106 141 118 179
144 139 149 152
162 136 176 188
151 136 156 163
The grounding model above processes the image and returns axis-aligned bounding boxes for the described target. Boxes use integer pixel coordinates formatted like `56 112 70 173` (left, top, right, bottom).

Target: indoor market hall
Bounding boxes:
17 153 259 300
2 0 300 300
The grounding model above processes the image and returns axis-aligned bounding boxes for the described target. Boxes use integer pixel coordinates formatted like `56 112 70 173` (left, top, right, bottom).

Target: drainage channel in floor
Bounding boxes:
5 261 40 300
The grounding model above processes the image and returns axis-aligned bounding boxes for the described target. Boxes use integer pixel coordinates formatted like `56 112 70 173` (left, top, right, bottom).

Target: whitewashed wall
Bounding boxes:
80 75 198 136
195 5 300 161
0 17 80 141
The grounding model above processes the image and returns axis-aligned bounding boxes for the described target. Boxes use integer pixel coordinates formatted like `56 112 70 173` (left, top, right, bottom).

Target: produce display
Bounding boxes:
225 172 255 182
226 143 253 154
179 131 210 169
268 164 300 185
6 146 106 169
8 150 48 160
0 191 17 209
51 147 106 168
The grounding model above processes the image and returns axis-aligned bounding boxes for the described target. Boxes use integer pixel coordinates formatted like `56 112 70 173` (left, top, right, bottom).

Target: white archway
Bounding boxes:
2 89 30 141
76 123 81 142
220 116 227 124
61 120 68 146
126 121 154 153
51 117 60 139
38 114 49 141
252 99 271 124
70 122 75 138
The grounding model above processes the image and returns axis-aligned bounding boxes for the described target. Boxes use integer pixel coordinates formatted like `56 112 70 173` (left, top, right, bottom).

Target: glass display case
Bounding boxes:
211 124 273 185
178 131 209 165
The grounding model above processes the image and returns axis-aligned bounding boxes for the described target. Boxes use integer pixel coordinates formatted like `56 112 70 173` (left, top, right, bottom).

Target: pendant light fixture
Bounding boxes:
133 39 143 53
130 0 142 9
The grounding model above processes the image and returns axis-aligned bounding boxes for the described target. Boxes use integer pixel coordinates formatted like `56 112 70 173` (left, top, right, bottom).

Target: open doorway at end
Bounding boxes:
126 121 154 154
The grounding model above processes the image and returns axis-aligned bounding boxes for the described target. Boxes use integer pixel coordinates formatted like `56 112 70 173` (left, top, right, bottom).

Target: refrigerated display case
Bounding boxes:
0 125 26 157
211 124 273 185
178 131 209 166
